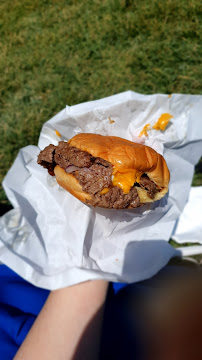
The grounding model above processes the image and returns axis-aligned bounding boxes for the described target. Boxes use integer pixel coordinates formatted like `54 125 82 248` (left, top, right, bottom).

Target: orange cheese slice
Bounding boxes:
112 168 143 193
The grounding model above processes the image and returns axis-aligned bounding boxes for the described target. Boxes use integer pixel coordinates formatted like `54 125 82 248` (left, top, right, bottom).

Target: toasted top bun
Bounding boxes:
54 134 170 208
68 133 170 189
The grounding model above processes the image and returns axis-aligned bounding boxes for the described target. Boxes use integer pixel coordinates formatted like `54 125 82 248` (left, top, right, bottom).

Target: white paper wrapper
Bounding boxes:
1 91 202 289
172 186 202 256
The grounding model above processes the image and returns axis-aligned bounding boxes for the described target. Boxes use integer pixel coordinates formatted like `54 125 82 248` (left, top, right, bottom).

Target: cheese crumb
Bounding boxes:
109 116 115 124
153 113 173 131
139 123 151 137
55 130 61 137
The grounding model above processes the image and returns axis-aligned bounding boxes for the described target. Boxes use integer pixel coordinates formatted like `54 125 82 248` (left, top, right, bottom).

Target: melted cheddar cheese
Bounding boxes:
109 116 115 124
100 188 110 195
153 113 173 131
55 130 61 137
112 168 143 193
139 123 151 137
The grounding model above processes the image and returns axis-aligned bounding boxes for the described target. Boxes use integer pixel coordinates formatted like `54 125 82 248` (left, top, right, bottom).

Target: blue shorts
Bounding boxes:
0 264 132 359
2 262 184 359
0 265 49 359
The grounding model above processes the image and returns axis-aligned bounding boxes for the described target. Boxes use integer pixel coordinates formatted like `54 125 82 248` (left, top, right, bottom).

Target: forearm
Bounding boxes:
14 280 108 360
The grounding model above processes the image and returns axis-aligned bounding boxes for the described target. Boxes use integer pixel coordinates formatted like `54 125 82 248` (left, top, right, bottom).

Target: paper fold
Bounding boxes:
1 91 202 289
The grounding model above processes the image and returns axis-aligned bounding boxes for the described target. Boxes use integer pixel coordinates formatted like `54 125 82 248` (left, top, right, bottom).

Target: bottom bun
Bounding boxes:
137 186 168 204
54 165 92 203
54 165 168 208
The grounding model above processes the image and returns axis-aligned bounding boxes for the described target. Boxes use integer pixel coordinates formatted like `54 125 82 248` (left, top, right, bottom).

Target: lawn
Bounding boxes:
0 0 202 208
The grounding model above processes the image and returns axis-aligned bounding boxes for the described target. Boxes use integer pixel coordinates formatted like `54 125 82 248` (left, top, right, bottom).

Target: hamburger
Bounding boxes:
37 133 170 209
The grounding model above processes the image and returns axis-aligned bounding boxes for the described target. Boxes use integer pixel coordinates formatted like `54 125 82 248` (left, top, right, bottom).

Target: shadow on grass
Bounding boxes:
0 203 13 217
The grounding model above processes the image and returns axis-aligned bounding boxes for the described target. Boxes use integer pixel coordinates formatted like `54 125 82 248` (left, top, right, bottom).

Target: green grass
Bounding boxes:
192 158 202 186
169 239 202 262
0 0 202 206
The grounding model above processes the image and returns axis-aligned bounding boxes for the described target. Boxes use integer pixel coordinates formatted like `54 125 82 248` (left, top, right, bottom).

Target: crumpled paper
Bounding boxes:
172 186 202 257
1 91 202 290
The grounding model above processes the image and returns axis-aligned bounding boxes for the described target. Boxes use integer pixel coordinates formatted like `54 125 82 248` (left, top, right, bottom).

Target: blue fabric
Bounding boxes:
0 265 49 359
1 262 189 359
112 282 128 294
0 264 130 359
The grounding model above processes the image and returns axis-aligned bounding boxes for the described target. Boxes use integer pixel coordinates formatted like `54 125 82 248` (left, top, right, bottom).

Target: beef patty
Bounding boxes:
38 141 159 208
